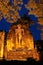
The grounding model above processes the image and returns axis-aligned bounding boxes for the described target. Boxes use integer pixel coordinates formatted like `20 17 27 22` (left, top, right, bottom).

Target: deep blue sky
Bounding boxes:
0 0 42 41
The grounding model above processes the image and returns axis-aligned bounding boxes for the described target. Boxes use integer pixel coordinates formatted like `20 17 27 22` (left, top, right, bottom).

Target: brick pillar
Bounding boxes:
0 31 5 59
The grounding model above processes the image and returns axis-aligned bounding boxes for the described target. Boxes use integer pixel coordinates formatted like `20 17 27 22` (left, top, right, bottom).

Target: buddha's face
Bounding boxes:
17 24 21 29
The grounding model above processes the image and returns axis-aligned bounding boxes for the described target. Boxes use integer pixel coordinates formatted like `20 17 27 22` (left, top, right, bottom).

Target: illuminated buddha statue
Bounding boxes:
15 24 24 48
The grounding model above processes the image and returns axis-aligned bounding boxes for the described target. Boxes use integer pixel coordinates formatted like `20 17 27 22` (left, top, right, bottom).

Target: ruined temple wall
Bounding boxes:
0 31 5 59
